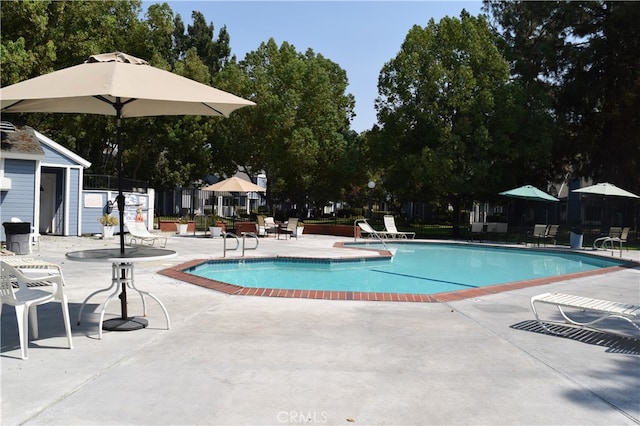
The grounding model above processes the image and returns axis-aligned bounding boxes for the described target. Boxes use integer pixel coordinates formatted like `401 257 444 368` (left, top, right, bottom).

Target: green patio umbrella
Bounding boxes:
499 185 559 228
572 182 639 199
572 182 639 231
499 185 559 202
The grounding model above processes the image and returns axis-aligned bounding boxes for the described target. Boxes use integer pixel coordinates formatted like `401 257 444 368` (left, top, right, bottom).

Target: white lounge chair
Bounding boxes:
531 292 640 335
125 221 168 248
383 215 415 239
356 220 391 239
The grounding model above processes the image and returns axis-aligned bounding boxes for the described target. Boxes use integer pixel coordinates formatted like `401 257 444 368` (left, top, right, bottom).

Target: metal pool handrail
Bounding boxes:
222 232 259 257
353 218 387 248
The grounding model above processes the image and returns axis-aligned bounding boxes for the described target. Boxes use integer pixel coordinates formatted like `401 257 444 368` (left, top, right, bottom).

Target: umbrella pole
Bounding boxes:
100 101 148 332
115 103 130 322
117 111 126 256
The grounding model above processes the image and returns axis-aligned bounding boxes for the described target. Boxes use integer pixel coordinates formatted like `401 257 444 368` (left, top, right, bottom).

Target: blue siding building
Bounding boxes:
1 125 90 241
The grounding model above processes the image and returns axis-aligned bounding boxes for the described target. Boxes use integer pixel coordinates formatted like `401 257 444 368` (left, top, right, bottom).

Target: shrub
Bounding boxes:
99 214 118 226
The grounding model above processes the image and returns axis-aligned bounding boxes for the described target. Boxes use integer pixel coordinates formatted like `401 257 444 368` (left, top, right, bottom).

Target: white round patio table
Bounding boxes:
66 246 176 338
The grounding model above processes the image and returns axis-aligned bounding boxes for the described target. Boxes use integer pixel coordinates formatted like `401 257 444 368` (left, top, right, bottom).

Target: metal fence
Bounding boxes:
151 187 638 246
154 187 262 218
84 175 148 193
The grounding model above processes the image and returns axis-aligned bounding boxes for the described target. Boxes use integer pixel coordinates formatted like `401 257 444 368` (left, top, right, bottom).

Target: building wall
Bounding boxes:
68 167 81 236
1 128 92 243
81 190 152 235
0 159 36 241
42 143 77 166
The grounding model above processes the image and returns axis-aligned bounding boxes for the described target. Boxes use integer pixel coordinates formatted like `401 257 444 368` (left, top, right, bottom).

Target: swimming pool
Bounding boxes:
171 243 628 302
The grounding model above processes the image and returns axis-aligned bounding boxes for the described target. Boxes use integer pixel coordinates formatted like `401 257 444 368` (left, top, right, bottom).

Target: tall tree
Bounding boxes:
1 1 236 189
1 0 144 85
183 11 230 77
1 0 146 179
374 11 511 233
484 0 640 194
210 39 355 215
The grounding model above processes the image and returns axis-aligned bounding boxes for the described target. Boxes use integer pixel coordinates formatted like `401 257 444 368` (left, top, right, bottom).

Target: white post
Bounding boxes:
147 188 155 231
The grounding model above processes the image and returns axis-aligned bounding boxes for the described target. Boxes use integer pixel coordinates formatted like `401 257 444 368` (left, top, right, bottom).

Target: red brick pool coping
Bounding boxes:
158 242 637 303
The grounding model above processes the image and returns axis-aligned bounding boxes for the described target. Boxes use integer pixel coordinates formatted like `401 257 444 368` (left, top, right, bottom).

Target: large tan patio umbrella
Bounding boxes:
0 51 255 250
202 176 266 193
203 176 266 215
0 52 254 329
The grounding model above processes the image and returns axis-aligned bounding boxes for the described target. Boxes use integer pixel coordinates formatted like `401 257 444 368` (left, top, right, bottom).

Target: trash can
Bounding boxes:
569 231 583 249
3 222 31 255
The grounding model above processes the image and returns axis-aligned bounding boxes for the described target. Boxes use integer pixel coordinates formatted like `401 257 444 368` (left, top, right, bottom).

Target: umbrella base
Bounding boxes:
103 317 148 331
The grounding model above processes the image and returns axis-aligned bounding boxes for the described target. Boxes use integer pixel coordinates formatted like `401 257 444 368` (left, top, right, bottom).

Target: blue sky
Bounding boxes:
141 1 483 132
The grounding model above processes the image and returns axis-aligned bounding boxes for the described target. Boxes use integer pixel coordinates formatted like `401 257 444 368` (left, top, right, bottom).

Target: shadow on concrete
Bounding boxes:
511 320 640 355
1 302 100 357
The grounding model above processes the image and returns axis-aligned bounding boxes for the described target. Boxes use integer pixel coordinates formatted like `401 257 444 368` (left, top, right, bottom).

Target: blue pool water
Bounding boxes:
186 243 624 295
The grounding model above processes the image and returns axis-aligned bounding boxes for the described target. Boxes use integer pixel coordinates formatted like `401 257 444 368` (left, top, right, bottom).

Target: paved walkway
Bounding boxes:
2 232 639 425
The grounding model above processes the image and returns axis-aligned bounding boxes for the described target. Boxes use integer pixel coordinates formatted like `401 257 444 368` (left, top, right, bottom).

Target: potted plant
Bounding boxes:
177 216 190 235
296 221 304 237
99 214 118 239
209 214 226 238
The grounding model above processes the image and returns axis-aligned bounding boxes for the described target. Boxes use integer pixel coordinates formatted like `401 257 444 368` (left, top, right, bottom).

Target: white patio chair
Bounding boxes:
531 224 547 246
264 216 278 236
257 215 276 237
603 226 630 252
469 222 485 242
544 224 559 245
277 218 299 239
0 259 73 359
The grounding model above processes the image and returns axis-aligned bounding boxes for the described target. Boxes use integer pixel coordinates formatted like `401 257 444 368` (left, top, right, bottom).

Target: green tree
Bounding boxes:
210 39 355 215
484 0 640 194
0 0 56 85
143 2 176 63
1 0 145 85
374 11 510 233
1 0 146 180
1 1 238 189
183 11 230 77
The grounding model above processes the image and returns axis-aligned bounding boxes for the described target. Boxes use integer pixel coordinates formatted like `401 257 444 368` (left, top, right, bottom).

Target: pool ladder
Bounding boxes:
222 232 259 257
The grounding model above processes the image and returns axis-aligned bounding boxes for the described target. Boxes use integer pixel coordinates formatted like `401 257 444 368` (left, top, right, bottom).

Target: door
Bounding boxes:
39 173 56 234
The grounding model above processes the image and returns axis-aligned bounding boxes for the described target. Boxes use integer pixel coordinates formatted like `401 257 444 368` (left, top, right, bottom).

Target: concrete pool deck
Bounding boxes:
2 233 639 425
